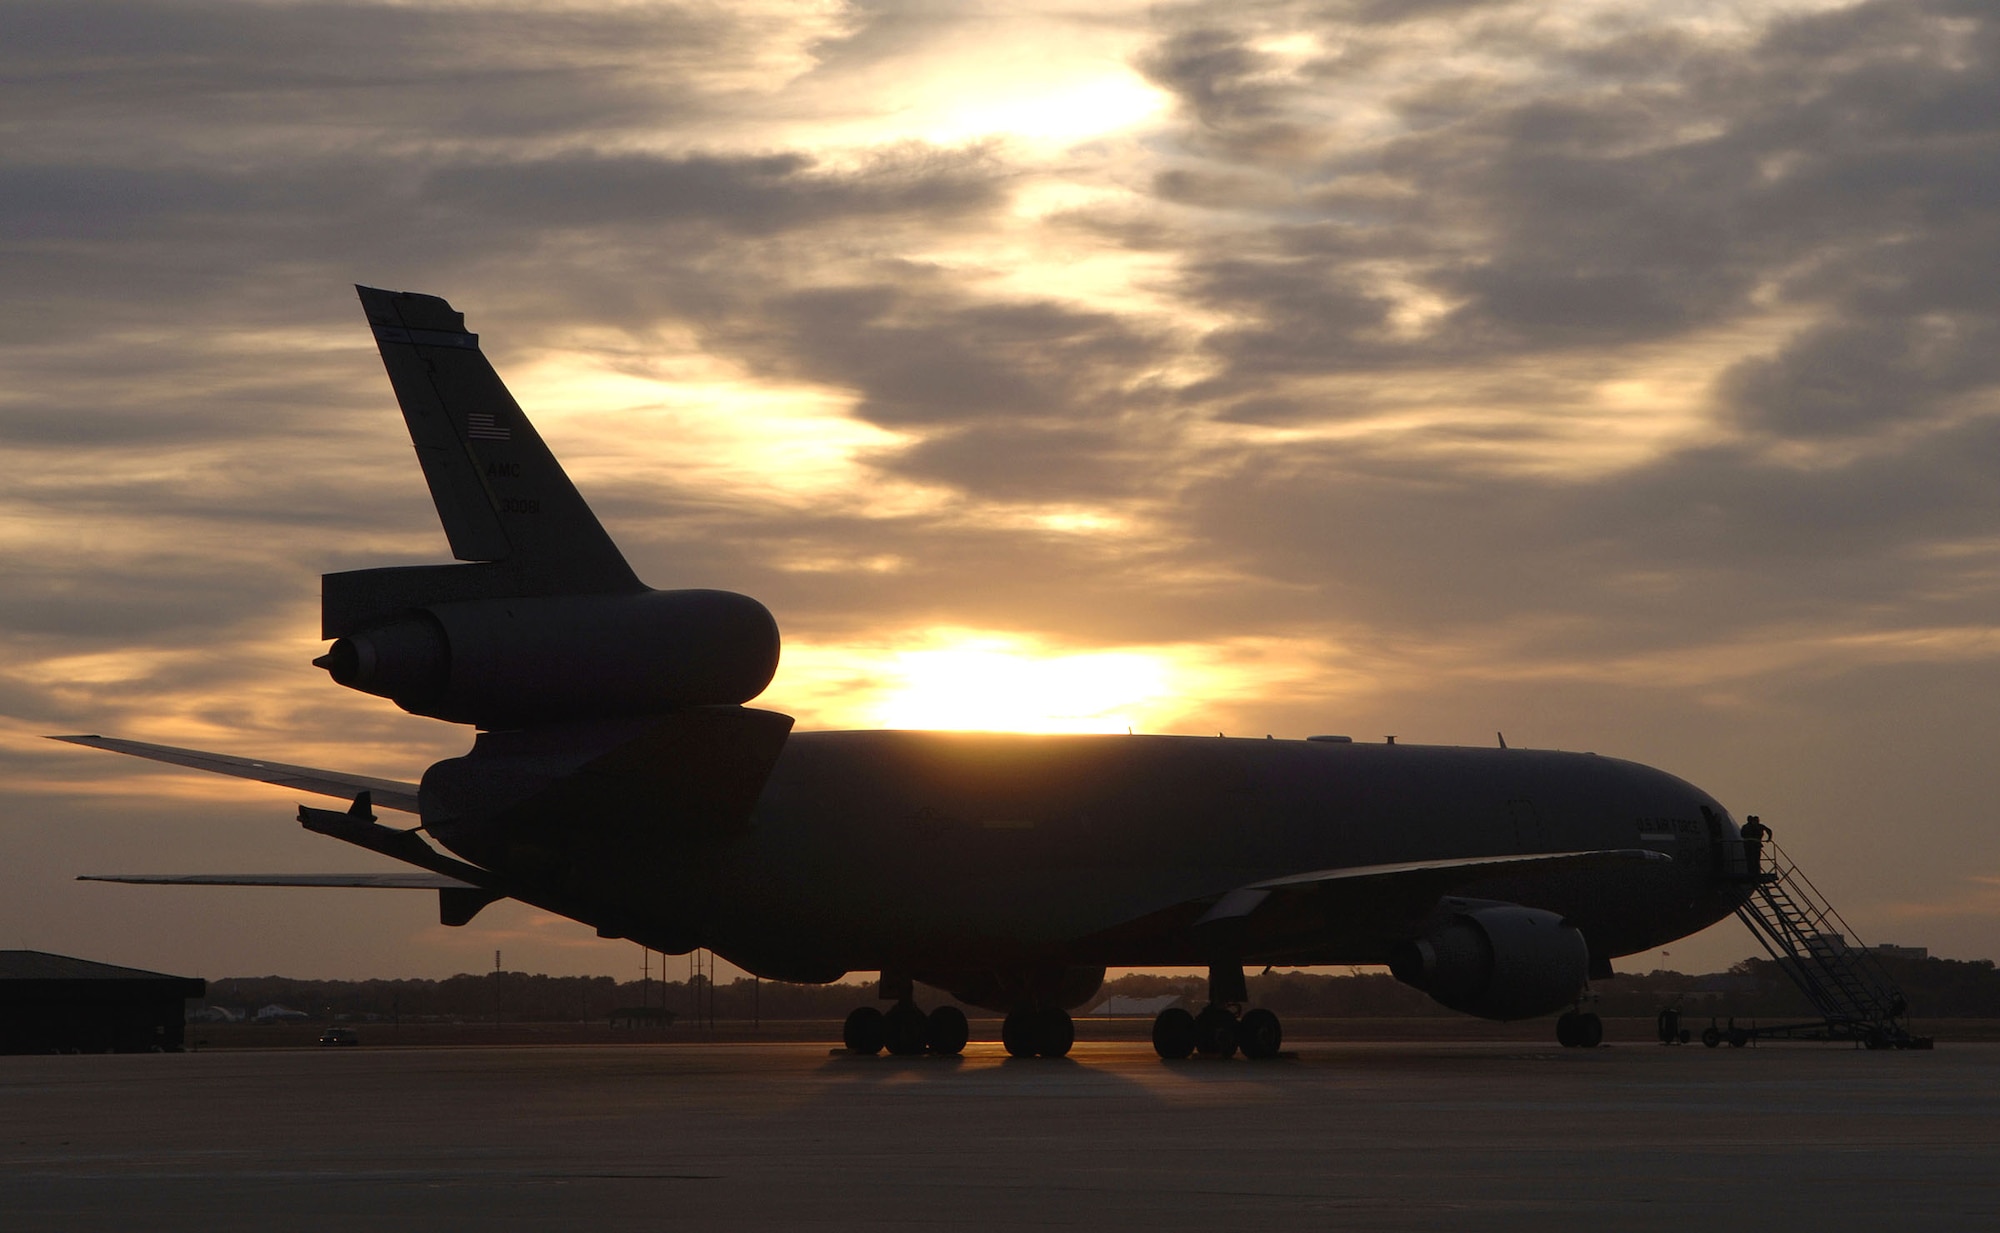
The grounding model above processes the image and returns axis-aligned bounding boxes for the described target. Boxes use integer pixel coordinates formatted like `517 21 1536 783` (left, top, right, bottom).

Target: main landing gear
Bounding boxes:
1151 964 1285 1060
1000 1007 1075 1058
843 972 969 1057
842 1001 969 1057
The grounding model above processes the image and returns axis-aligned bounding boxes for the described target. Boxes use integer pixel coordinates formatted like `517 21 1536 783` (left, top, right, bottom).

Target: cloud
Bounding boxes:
9 0 1996 677
6 0 2000 975
0 1 785 150
430 148 1001 234
1134 0 2000 431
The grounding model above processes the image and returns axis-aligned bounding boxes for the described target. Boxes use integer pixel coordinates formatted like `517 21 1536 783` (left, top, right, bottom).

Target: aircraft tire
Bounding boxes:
1239 1008 1283 1059
1577 1012 1603 1049
1001 1010 1037 1058
884 1001 929 1056
1727 1026 1750 1048
1152 1007 1197 1059
925 1006 969 1056
1556 1011 1580 1048
843 1006 885 1055
1038 1008 1075 1058
1194 1005 1239 1059
1702 1026 1722 1048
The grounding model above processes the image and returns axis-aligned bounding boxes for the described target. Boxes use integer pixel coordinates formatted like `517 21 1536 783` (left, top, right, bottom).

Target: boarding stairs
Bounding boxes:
1728 838 1930 1049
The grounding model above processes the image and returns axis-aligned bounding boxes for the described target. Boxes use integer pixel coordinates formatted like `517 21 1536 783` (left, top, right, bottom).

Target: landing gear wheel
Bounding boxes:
1002 1008 1074 1058
1194 1005 1239 1059
1152 1007 1197 1059
884 1001 929 1056
1701 1026 1722 1049
843 1006 885 1055
1037 1008 1075 1058
1001 1010 1036 1058
1576 1012 1603 1049
1556 1011 1580 1048
1727 1027 1750 1049
925 1006 969 1056
1239 1008 1283 1059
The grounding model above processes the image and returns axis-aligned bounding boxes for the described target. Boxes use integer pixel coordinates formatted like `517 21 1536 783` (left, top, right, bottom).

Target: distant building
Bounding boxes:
254 1004 310 1022
1874 944 1929 960
0 951 206 1054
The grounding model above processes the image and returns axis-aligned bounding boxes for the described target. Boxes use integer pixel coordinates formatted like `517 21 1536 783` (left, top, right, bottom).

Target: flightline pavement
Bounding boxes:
2 1039 1994 1231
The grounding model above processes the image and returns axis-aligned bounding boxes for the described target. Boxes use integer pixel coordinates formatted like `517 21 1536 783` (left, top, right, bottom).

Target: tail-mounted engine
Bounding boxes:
327 286 782 731
318 568 779 728
1389 902 1588 1021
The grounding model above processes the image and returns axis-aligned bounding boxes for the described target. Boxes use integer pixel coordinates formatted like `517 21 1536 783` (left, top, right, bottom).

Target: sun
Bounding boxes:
863 632 1174 735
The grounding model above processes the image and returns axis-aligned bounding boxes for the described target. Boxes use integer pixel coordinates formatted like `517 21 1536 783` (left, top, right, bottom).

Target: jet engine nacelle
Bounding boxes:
318 588 780 728
1389 903 1588 1021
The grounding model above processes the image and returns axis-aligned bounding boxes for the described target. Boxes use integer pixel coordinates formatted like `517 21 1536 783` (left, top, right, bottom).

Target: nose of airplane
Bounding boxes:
1696 799 1760 903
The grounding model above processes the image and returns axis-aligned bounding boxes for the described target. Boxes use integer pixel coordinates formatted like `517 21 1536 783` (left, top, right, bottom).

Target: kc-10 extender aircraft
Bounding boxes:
64 286 1757 1060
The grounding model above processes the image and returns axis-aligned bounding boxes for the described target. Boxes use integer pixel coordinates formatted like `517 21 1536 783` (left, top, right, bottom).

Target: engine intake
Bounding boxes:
317 588 779 728
1389 903 1589 1021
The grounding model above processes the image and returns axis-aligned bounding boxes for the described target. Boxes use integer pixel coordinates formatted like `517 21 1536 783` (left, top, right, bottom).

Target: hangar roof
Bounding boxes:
0 951 195 981
0 951 205 998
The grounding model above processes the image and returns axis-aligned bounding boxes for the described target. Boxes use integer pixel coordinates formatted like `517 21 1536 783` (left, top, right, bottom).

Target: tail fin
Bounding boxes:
354 285 639 593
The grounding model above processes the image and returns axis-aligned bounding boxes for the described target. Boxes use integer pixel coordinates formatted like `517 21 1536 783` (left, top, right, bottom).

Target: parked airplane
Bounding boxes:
64 286 1757 1059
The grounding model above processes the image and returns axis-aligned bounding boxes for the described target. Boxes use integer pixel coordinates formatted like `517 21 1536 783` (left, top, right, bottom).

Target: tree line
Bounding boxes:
193 954 2000 1023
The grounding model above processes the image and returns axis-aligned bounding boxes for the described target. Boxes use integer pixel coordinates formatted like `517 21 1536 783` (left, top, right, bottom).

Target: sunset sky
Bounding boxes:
4 0 1998 982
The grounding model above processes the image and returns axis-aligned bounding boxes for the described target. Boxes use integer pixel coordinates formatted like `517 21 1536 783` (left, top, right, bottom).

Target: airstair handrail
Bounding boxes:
1728 834 1924 1047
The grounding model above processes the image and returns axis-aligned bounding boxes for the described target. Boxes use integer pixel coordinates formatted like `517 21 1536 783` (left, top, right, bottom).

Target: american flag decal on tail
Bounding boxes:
466 412 511 441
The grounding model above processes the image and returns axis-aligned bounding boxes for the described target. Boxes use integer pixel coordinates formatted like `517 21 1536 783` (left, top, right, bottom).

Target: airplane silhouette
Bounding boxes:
64 286 1754 1059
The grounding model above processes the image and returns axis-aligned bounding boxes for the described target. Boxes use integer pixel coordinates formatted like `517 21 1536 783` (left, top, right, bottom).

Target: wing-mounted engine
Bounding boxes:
1389 901 1588 1021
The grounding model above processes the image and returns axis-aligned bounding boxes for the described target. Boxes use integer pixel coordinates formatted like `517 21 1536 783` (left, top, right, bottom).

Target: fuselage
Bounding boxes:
510 730 1750 985
336 288 1751 1016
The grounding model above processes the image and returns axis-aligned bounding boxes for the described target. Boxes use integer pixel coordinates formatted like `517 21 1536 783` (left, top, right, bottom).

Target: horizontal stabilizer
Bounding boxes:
78 872 476 889
81 871 505 927
49 735 421 813
1198 848 1671 924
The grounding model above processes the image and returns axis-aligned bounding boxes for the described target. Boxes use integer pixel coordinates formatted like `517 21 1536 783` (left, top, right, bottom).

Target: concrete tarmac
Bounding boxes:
3 1041 1995 1231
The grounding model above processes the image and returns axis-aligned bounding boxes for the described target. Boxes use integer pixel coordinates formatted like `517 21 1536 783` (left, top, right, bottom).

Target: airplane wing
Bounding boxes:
78 873 477 889
1197 848 1671 923
49 735 422 814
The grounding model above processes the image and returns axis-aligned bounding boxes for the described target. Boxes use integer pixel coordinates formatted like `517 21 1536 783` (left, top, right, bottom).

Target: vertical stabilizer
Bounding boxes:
355 286 639 594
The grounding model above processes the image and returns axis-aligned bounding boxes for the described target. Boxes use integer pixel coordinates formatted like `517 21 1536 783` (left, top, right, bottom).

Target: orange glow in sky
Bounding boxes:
4 0 1996 982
